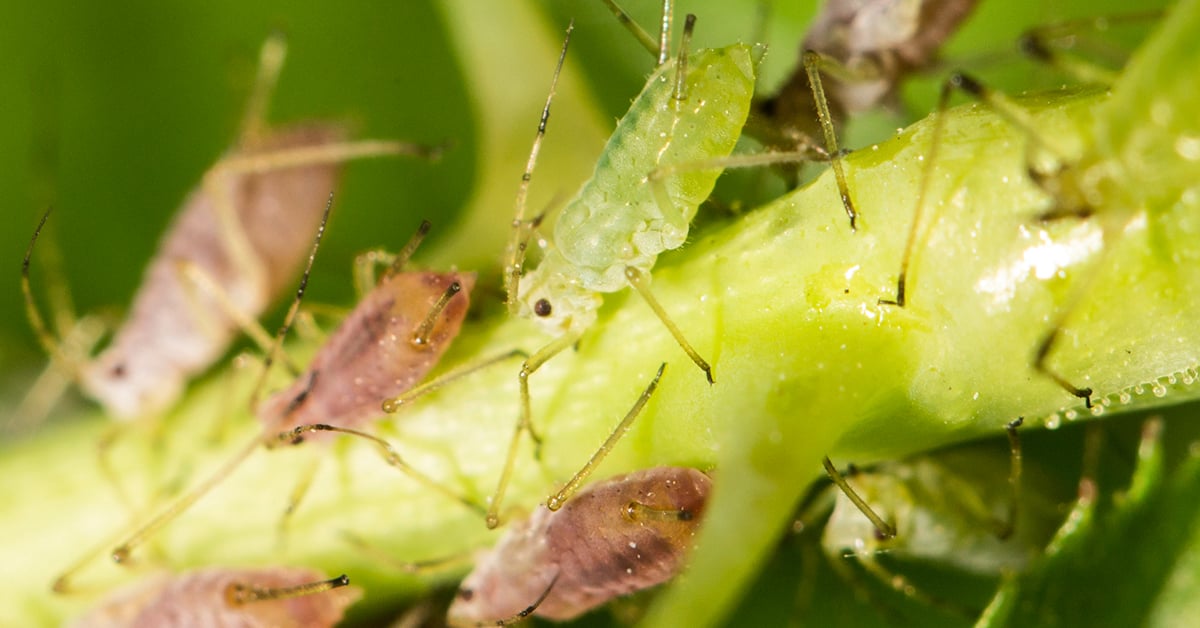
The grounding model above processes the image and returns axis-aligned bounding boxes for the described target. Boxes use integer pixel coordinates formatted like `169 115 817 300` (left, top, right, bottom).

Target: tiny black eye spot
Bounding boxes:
111 364 127 378
534 299 552 317
458 588 474 601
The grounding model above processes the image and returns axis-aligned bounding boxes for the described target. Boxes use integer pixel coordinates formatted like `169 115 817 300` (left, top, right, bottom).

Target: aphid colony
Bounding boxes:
24 0 1190 624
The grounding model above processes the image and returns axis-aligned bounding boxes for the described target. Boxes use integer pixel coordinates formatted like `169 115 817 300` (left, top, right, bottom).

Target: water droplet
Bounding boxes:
1045 414 1062 430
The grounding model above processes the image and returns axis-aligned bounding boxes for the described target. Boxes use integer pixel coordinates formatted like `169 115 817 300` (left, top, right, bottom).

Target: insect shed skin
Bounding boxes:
257 270 476 435
449 467 711 625
70 567 359 628
81 124 349 420
515 44 759 337
24 34 436 422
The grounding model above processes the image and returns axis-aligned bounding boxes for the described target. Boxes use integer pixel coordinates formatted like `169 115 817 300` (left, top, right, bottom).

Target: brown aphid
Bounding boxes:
22 34 437 419
257 269 476 437
448 467 712 625
751 0 978 199
70 567 359 628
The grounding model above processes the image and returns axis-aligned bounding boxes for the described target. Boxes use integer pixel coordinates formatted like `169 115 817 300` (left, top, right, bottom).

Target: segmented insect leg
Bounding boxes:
1018 11 1164 87
273 423 486 517
381 349 527 414
878 79 955 308
479 572 562 627
505 22 573 316
599 0 659 58
853 551 980 619
546 364 667 511
822 456 897 540
225 573 351 606
248 193 335 410
623 268 713 383
111 430 269 565
801 51 860 231
487 331 581 529
353 220 433 295
885 70 1095 406
996 417 1024 540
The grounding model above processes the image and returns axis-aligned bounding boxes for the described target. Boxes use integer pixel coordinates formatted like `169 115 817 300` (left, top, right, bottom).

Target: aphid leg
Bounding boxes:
1019 11 1164 87
853 552 978 619
472 572 562 627
341 530 473 574
599 0 659 59
624 268 712 383
505 22 573 315
9 313 106 433
225 573 351 606
354 220 432 295
546 364 667 511
276 458 320 541
110 432 270 564
381 349 528 414
822 456 896 540
487 332 581 528
889 71 1096 406
879 78 955 308
247 194 334 411
802 51 860 231
272 424 487 517
995 417 1024 539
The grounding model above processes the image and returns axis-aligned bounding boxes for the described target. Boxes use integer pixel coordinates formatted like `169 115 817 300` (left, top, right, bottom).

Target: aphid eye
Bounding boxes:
677 508 694 522
110 363 127 378
458 588 474 601
534 298 553 317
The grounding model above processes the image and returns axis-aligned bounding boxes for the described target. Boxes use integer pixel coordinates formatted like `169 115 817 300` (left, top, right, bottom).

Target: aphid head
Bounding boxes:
517 254 602 337
81 349 183 420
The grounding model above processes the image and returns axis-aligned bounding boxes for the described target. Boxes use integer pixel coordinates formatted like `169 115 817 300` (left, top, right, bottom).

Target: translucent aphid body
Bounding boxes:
516 44 758 337
84 125 347 419
449 467 711 624
71 567 359 628
22 36 432 420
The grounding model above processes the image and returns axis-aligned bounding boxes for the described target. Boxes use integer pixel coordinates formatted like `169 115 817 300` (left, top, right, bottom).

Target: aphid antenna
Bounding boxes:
22 208 84 381
225 573 351 606
249 192 335 411
547 363 667 511
504 21 573 316
821 456 897 540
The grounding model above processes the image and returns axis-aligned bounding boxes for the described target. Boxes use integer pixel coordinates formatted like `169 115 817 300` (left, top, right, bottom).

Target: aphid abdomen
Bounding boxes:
81 124 347 419
73 567 359 628
258 271 475 435
537 467 711 621
553 45 758 293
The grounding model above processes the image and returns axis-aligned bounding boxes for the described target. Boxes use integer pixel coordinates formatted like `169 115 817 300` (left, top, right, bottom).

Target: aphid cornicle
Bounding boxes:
70 567 359 628
448 466 711 625
21 34 438 420
879 4 1195 407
